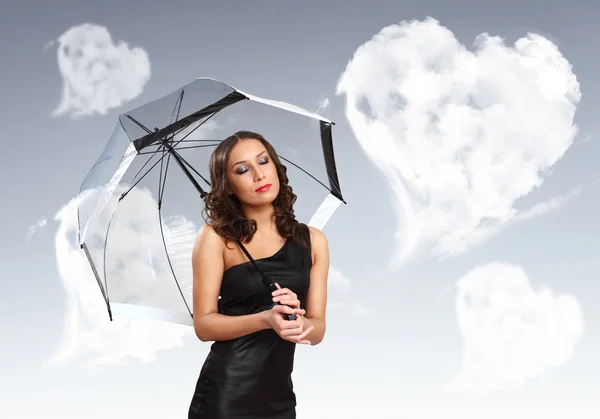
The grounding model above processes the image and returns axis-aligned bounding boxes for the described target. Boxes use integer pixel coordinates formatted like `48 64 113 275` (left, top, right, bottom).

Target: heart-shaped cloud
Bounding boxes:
336 17 581 265
52 23 151 118
451 262 584 392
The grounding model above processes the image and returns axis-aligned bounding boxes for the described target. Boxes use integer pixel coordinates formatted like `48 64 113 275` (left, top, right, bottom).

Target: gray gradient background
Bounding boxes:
1 0 599 417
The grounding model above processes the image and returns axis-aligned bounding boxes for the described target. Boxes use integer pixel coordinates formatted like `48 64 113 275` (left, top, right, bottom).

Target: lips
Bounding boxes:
255 184 272 193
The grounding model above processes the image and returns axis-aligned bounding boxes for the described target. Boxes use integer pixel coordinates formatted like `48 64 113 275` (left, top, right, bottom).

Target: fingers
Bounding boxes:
271 305 305 320
280 324 313 338
274 297 300 308
270 302 312 345
272 284 300 308
297 326 314 341
271 304 296 316
279 324 303 336
272 284 297 300
275 315 303 330
283 326 314 345
273 314 313 344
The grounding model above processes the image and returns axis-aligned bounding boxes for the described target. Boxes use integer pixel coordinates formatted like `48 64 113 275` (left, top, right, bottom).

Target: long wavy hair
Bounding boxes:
202 131 310 250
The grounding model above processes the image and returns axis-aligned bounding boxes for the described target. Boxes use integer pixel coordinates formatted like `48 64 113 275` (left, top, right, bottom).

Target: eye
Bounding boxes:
259 157 269 165
235 166 249 175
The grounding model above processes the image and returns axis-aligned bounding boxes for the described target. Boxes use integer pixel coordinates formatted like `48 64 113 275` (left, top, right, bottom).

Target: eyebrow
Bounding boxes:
231 151 267 169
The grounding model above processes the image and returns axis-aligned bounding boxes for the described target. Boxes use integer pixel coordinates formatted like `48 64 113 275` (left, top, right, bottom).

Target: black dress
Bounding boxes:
188 238 312 419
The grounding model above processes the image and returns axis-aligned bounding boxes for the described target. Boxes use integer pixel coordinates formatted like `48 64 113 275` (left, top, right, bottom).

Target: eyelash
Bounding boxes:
236 158 269 175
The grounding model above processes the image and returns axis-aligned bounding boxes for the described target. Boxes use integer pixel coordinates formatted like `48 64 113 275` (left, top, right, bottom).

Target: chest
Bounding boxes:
219 241 312 305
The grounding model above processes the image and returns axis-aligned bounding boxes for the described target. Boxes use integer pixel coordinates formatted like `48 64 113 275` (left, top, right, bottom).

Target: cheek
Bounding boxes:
268 164 279 182
226 174 242 194
229 174 252 195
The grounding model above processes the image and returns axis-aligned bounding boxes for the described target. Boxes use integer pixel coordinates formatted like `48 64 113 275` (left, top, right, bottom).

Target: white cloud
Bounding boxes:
316 96 330 114
448 185 581 253
336 17 581 266
52 23 151 118
450 262 583 393
328 266 351 291
45 188 195 370
26 217 47 239
327 266 367 315
512 186 581 222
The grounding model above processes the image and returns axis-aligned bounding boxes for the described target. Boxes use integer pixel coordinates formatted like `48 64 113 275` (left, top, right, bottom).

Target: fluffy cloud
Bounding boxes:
328 266 351 291
45 188 195 369
336 18 581 265
327 266 367 315
451 262 583 392
52 23 151 118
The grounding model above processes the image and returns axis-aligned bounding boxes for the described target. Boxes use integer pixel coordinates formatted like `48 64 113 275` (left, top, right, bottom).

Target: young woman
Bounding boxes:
187 131 330 418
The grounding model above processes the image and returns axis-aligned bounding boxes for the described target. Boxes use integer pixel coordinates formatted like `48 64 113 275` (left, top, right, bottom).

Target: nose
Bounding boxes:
254 168 265 181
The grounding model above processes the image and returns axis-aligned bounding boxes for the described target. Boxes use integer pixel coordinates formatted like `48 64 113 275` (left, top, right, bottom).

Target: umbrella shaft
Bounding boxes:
163 140 208 198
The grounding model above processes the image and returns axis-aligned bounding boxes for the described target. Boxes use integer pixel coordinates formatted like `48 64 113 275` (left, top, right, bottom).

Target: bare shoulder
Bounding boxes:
193 223 225 261
308 226 328 244
192 223 225 320
308 226 329 262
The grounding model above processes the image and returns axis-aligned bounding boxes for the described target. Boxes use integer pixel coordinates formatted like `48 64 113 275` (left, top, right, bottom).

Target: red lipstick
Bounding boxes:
255 184 272 193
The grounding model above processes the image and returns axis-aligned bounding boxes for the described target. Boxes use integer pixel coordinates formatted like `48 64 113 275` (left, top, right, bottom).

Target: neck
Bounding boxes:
243 204 277 235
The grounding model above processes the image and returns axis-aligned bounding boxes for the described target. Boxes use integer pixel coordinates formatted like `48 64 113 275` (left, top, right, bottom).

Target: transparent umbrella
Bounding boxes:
76 77 346 326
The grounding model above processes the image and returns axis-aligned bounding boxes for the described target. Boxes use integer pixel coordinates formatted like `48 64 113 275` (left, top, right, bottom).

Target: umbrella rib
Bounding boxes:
158 86 182 205
172 144 220 152
159 153 172 204
158 205 193 318
170 90 185 127
158 88 179 202
278 155 333 193
137 143 220 155
169 109 220 149
158 142 167 204
126 114 153 134
121 152 169 199
168 146 212 187
171 139 220 143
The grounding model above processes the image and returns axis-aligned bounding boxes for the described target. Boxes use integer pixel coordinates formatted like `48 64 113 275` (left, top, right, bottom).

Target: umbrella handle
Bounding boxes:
266 281 297 321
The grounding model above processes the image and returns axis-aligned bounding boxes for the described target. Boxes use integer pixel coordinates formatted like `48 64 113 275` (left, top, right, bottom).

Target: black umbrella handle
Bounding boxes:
265 281 297 321
236 240 296 321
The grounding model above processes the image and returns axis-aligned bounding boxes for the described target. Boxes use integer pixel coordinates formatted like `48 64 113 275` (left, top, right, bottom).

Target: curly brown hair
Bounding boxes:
201 130 311 250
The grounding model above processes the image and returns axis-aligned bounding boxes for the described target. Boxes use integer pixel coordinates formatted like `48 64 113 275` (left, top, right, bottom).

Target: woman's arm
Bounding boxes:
301 227 330 346
191 224 269 342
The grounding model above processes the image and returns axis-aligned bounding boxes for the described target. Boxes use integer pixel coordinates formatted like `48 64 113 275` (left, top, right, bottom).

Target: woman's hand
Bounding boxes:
272 283 300 309
264 304 314 345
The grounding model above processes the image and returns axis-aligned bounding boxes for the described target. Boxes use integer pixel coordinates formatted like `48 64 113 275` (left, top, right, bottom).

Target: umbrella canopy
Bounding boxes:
77 77 346 326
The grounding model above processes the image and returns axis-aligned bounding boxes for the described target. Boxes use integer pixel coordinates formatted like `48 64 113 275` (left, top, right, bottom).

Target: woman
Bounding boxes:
188 131 330 418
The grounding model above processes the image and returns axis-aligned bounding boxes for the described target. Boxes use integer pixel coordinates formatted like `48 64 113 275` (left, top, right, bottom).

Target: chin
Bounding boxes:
249 190 279 206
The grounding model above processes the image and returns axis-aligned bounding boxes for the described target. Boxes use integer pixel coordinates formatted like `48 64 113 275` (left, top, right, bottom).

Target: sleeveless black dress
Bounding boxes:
188 238 312 419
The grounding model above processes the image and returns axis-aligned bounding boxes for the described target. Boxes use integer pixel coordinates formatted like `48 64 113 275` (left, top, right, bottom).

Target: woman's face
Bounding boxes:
226 138 280 206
